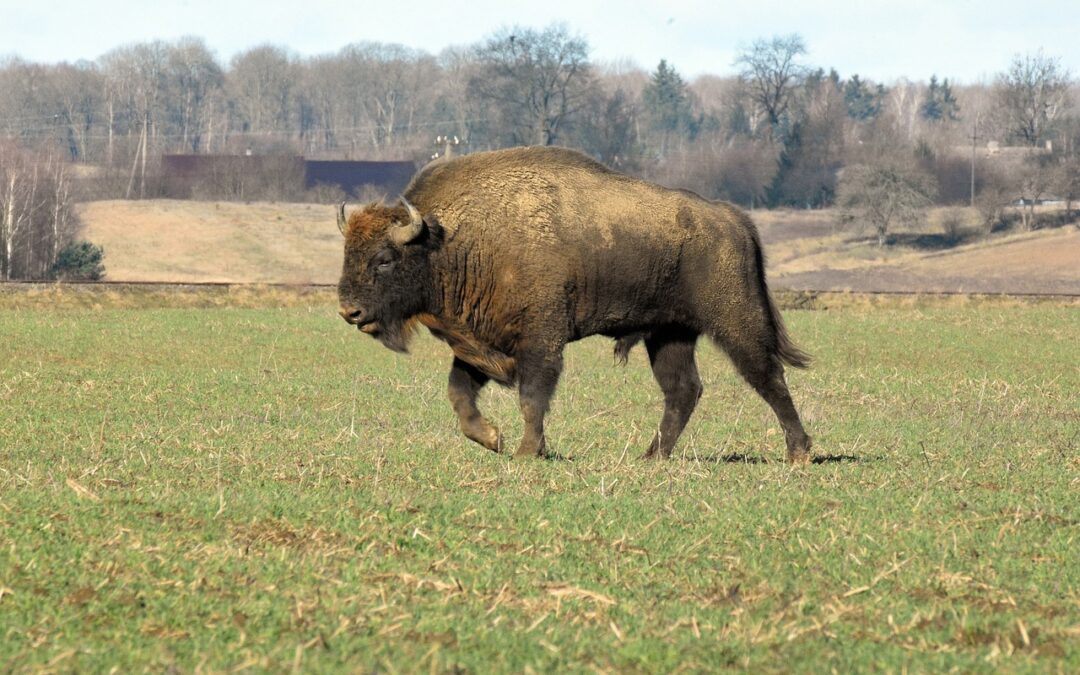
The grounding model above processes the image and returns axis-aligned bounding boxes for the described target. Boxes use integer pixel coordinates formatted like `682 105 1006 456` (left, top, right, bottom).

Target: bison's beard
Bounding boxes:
369 316 419 354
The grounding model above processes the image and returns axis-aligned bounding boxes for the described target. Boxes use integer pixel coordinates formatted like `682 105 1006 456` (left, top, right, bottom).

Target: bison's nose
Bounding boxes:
339 305 365 325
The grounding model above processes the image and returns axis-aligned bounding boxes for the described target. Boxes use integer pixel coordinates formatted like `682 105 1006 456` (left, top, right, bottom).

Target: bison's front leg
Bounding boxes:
448 357 502 452
514 351 564 458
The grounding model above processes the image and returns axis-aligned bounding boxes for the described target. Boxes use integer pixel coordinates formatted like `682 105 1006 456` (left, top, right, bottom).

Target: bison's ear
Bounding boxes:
390 197 427 246
336 202 347 236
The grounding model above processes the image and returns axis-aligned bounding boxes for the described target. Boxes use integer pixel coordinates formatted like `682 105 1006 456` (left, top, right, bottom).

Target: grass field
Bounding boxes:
1 294 1078 671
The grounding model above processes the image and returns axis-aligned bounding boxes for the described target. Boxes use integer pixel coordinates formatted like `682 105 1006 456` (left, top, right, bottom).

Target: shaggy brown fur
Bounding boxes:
337 146 812 461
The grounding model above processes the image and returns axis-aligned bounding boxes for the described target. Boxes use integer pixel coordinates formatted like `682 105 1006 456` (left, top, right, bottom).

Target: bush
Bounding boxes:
51 241 106 281
939 207 970 242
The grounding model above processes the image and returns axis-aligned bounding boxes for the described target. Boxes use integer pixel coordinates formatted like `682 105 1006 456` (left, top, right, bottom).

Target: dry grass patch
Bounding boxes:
78 200 342 284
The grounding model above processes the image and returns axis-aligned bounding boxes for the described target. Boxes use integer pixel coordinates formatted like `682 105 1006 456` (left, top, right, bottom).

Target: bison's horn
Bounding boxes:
336 202 347 235
391 197 425 245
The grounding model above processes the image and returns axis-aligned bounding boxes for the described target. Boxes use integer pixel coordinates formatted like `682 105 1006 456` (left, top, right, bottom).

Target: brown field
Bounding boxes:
78 200 1080 294
758 208 1080 294
78 200 342 284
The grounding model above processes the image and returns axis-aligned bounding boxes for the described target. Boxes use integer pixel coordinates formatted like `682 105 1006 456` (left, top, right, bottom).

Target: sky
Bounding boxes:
2 0 1078 84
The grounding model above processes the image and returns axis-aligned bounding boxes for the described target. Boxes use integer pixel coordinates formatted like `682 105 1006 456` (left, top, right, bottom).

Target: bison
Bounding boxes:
337 146 812 462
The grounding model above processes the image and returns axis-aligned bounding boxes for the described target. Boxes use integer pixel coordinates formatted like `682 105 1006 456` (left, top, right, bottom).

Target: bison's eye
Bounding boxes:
369 249 397 275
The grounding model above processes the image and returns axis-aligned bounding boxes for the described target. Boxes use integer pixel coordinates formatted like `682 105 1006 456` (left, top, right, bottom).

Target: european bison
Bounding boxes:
337 146 812 462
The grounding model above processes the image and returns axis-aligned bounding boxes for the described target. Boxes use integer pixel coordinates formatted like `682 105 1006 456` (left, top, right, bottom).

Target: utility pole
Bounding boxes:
970 113 981 208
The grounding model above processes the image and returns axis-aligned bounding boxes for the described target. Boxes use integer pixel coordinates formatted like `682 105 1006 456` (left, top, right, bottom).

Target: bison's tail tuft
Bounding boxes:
751 230 811 370
768 298 812 369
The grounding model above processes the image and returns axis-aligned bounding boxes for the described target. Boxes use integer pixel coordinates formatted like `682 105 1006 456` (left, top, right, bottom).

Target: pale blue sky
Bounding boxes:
2 0 1077 83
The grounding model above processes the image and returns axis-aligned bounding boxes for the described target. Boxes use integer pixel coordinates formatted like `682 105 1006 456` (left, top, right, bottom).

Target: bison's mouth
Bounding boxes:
358 321 381 335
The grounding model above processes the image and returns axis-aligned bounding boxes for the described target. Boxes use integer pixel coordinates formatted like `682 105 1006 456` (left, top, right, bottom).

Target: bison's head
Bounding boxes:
337 198 442 352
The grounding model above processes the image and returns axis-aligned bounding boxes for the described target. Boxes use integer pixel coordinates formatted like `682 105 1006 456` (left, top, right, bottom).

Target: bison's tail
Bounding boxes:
751 232 811 370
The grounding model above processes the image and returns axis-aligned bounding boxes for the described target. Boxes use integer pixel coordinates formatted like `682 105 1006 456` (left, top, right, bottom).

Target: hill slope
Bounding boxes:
78 200 1080 293
78 200 342 284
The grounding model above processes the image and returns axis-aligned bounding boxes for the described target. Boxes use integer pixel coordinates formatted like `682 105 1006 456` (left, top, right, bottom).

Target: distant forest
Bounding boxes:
1 24 1078 278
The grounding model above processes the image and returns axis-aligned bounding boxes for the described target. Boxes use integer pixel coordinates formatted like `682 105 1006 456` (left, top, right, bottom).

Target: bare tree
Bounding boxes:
470 24 592 146
164 37 224 153
996 51 1071 147
836 160 938 247
0 142 79 279
885 78 920 141
435 46 490 150
100 42 169 198
710 137 778 208
576 86 642 171
0 58 63 150
47 62 104 162
734 34 809 133
1013 155 1055 230
299 43 439 159
228 45 297 140
1055 155 1080 223
973 165 1013 235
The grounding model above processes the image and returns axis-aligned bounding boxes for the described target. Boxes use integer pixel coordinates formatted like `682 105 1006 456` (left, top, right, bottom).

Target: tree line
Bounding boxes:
0 25 1077 275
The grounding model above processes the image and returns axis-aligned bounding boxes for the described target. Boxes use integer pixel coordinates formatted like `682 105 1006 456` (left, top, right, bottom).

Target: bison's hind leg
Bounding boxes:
448 358 502 452
710 328 811 463
643 327 703 459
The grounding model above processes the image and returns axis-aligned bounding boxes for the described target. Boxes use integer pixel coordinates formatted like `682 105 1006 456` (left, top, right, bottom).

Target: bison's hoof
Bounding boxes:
785 451 811 465
640 438 671 460
513 439 545 459
480 429 503 453
462 423 502 453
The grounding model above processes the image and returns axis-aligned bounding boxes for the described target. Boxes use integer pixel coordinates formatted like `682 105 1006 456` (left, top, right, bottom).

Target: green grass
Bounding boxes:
1 299 1078 672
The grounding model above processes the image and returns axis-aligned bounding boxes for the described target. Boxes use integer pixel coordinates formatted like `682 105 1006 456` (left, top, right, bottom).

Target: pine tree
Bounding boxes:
920 75 959 121
938 78 959 121
642 60 694 156
844 74 883 120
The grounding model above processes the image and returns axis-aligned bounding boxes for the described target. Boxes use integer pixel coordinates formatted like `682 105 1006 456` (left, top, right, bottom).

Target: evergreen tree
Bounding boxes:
920 75 959 121
51 241 105 280
844 74 884 120
642 60 694 156
939 78 959 120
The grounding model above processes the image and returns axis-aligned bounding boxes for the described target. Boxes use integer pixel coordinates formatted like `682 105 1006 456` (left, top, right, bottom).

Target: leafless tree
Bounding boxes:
228 45 297 139
1013 155 1056 230
435 46 490 150
470 24 593 146
885 79 910 139
0 59 62 149
1055 155 1080 223
710 137 779 208
996 51 1071 147
164 37 224 153
45 62 104 162
100 42 169 198
576 86 642 171
0 141 79 279
836 159 938 247
973 166 1013 235
299 43 439 159
734 34 808 133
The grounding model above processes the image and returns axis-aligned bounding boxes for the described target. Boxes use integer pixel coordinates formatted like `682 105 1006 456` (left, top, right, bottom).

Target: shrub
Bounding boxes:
51 241 106 281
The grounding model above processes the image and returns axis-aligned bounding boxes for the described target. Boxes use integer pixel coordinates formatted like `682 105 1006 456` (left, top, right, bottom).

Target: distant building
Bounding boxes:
304 160 416 197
